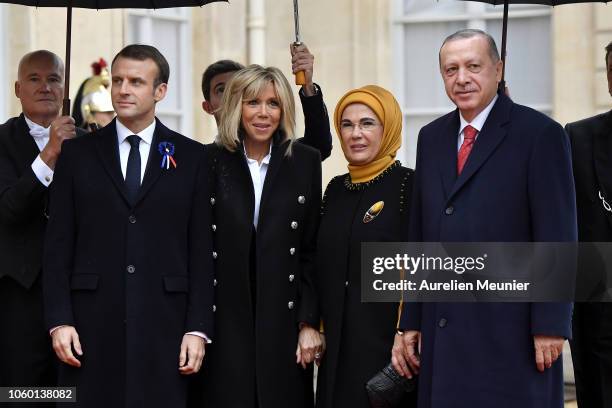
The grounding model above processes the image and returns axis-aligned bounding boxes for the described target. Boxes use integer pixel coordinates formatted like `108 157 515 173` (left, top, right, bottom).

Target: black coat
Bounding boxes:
315 162 413 408
400 95 576 408
43 118 214 408
566 111 612 408
0 114 85 288
0 114 84 389
296 84 333 161
196 138 321 408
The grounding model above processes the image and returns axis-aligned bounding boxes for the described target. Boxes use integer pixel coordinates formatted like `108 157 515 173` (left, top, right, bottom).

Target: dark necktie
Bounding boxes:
457 125 478 175
125 135 141 203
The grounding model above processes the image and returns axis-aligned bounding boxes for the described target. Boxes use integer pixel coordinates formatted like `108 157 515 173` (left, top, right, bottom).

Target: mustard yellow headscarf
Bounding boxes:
334 85 403 184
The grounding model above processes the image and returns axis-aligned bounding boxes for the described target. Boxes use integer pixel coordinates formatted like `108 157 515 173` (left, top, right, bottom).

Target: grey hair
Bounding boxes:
439 29 501 66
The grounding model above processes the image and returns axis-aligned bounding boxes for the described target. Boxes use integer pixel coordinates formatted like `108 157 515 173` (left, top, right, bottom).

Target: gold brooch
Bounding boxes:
363 201 384 223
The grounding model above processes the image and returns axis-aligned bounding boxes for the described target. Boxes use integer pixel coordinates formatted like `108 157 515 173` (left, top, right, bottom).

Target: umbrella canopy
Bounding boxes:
458 0 608 92
0 0 227 114
3 0 221 8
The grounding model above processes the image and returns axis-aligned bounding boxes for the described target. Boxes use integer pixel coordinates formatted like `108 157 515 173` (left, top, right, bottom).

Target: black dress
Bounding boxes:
315 161 415 408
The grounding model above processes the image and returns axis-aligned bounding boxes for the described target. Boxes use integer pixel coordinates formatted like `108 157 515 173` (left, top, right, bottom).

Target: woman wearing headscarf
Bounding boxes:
315 85 415 408
195 65 324 408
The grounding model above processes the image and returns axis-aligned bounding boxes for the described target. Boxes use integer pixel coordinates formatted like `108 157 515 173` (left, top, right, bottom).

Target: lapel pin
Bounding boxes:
158 141 177 170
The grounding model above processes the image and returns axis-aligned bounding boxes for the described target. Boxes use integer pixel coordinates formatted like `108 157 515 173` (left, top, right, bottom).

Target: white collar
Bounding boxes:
243 142 272 166
116 119 156 146
23 115 50 133
459 94 498 135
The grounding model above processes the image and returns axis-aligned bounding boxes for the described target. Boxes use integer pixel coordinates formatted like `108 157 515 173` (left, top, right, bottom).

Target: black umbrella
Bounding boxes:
460 0 608 92
0 0 227 115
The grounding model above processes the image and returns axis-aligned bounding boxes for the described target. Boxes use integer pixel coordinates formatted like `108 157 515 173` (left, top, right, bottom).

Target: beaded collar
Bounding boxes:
343 160 401 191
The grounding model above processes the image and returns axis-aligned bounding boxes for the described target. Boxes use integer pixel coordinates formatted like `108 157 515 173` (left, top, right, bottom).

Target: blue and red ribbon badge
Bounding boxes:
158 141 177 170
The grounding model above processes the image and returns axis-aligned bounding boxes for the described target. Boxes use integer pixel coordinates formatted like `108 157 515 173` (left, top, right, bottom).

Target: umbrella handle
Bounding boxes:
295 70 306 86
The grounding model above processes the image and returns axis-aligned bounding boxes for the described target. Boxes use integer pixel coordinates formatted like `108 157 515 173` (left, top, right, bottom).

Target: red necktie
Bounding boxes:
457 125 478 175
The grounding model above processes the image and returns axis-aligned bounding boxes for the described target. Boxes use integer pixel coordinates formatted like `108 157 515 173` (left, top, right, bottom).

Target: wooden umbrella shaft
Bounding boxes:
498 0 508 93
62 5 72 116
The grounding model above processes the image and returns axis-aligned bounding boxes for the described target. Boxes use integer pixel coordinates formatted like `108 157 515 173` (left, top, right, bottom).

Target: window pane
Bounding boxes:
404 0 466 16
487 16 552 107
403 21 464 109
152 20 182 111
157 114 180 131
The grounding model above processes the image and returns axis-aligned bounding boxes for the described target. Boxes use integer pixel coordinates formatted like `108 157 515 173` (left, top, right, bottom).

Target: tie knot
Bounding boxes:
463 125 478 141
127 135 141 149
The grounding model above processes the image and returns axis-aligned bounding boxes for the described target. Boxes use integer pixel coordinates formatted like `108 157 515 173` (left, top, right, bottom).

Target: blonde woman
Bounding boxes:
195 65 323 408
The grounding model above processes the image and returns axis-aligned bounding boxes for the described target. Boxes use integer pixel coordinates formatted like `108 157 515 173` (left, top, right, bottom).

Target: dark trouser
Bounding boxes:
0 276 56 408
571 302 612 408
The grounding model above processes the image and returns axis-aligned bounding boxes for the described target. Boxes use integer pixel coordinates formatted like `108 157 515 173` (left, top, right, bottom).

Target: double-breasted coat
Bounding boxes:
43 119 214 408
195 136 321 408
399 94 577 408
566 110 612 408
315 162 415 408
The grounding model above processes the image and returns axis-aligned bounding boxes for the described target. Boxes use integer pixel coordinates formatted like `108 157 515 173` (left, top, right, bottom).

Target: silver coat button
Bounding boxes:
212 305 217 312
345 281 349 287
298 196 305 204
127 265 135 274
213 279 218 286
289 247 296 255
288 301 294 310
291 221 298 230
212 224 217 232
210 197 216 205
289 274 295 282
212 251 218 259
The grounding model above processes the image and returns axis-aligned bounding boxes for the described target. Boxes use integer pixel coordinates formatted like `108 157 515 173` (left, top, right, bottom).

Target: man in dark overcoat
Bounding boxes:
565 40 612 408
0 50 78 400
392 29 576 408
43 44 214 408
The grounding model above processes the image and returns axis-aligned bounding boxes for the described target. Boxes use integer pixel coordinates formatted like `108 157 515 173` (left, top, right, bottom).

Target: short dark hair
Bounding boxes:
606 41 612 68
112 44 170 89
439 29 500 66
201 60 245 100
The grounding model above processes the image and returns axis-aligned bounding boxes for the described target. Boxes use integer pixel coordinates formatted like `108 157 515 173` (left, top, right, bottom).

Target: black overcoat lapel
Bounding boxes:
593 110 612 227
447 95 511 202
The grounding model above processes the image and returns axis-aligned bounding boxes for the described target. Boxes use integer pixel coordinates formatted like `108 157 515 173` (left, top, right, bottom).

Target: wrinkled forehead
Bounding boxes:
440 36 490 64
18 53 64 78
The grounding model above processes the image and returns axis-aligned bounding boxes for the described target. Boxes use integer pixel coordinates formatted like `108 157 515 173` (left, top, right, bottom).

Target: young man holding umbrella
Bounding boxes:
43 44 214 408
565 40 612 408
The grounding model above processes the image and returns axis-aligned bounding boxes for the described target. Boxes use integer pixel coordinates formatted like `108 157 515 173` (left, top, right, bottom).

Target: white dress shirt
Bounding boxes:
24 116 54 187
244 142 272 229
457 94 498 151
116 119 155 182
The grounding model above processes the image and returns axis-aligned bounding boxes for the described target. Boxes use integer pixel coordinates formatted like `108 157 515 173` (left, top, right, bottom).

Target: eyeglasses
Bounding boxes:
340 120 381 134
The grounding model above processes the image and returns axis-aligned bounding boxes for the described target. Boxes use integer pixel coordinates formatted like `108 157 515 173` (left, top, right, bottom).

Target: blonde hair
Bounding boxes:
216 65 296 153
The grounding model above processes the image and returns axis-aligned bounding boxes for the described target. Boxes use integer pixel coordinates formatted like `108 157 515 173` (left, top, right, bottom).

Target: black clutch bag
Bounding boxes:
365 363 417 408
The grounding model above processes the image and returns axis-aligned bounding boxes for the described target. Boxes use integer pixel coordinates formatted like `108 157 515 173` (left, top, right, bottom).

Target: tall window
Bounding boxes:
392 0 551 166
126 8 193 137
0 5 7 121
